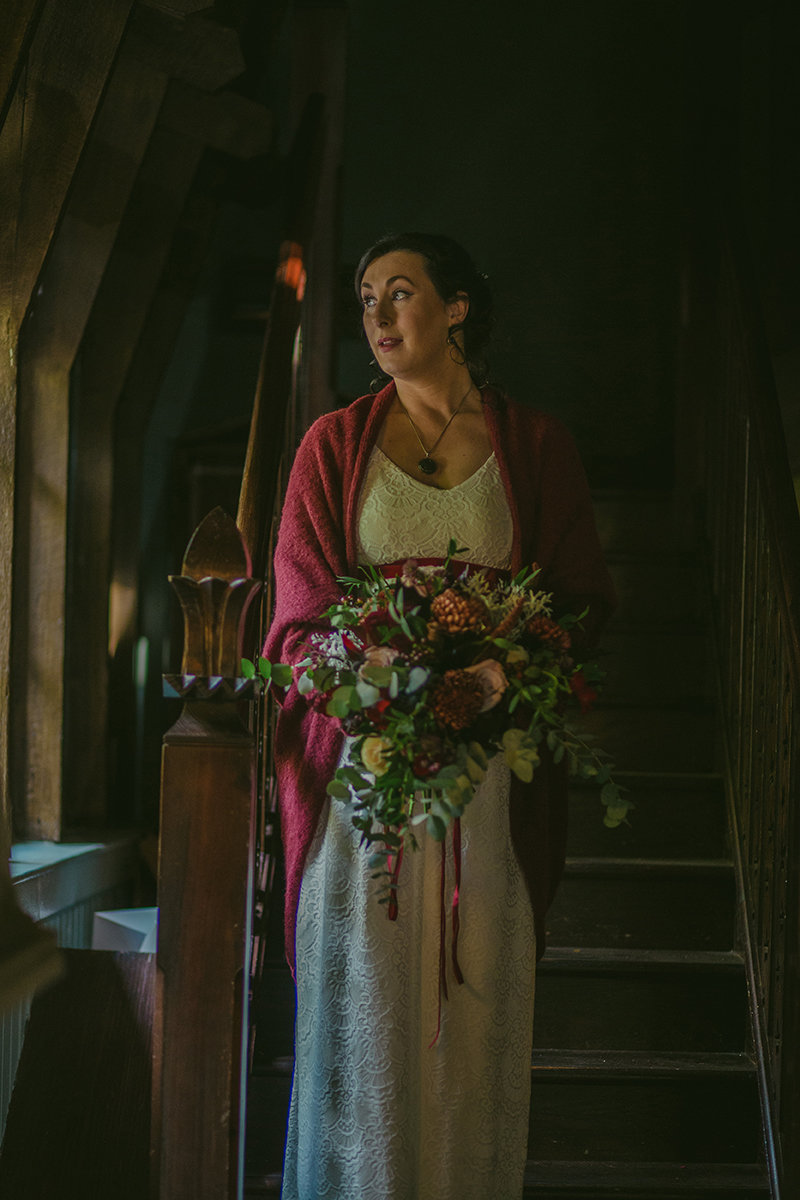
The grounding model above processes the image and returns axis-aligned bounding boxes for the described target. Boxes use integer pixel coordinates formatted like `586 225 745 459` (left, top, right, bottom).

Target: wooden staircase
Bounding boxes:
243 487 772 1198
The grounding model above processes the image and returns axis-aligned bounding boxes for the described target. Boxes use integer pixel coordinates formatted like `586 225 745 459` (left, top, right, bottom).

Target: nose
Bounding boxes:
367 294 391 326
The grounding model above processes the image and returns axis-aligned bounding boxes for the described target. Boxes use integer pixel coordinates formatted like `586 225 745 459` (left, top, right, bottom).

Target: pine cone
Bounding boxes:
527 614 572 652
429 588 490 636
430 669 484 731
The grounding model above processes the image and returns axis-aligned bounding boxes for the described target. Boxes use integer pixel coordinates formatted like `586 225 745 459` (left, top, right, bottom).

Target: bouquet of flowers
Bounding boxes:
255 542 629 885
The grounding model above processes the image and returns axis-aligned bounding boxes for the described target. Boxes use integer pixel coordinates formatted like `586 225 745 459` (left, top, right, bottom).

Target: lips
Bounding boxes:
377 337 402 351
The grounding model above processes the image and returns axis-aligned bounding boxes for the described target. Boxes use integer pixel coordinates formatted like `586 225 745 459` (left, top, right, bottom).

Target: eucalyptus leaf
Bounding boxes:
271 663 294 688
240 658 256 679
361 665 394 687
427 813 447 842
327 686 354 718
407 666 429 694
338 766 368 788
355 680 380 707
601 781 620 806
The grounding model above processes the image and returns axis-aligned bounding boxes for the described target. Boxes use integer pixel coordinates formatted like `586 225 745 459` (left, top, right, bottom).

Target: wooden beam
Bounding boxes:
0 0 134 837
125 5 246 91
159 78 273 157
0 0 46 131
11 50 170 839
1 0 134 330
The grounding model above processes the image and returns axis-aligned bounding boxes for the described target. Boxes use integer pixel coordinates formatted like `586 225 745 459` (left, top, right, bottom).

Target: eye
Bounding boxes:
392 289 411 301
361 295 376 309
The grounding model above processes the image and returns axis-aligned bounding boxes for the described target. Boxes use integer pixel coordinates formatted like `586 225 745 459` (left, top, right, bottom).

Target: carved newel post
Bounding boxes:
153 508 262 1200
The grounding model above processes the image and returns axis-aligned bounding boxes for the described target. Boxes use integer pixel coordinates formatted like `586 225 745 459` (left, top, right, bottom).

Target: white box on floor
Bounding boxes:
92 907 158 953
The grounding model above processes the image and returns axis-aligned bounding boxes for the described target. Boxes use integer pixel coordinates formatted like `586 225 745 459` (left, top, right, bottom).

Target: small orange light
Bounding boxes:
277 241 305 298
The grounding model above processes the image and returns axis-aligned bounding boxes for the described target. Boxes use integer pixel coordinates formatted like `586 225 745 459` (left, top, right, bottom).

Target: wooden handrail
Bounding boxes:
154 91 330 1198
237 93 326 584
154 509 261 1199
684 202 800 1195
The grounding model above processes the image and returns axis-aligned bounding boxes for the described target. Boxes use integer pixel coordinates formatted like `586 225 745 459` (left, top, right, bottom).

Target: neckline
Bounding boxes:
373 445 496 492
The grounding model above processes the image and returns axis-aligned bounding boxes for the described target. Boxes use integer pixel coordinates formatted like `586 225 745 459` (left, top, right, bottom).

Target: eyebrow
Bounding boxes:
360 273 416 292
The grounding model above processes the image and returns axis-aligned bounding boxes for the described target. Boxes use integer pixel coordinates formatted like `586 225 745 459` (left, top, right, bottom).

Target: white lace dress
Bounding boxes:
281 448 537 1200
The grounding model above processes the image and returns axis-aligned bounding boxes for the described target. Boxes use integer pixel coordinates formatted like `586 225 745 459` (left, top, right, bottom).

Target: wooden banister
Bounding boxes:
154 84 332 1197
154 509 261 1199
682 203 800 1195
237 93 325 584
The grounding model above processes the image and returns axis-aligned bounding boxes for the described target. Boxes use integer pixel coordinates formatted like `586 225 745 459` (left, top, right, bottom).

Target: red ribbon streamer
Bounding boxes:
451 818 464 985
428 819 464 1047
386 841 404 922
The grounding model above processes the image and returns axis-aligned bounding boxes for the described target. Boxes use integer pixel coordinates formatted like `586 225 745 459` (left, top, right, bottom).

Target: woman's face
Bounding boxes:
359 250 467 381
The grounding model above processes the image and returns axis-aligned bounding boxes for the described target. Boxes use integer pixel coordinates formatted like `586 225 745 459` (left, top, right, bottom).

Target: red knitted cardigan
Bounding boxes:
263 383 617 976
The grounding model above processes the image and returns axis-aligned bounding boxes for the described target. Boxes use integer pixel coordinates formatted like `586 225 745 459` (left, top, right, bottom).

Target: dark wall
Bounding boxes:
336 0 689 486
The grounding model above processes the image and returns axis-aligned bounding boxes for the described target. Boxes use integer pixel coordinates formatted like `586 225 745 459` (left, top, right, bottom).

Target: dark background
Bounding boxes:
336 0 685 482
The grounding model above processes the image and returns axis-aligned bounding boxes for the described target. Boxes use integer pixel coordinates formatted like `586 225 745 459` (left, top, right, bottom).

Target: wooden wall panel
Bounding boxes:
0 0 134 836
10 5 269 835
67 121 205 832
11 51 169 839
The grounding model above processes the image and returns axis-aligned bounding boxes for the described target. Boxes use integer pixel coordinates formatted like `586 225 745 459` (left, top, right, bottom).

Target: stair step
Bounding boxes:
528 1050 760 1163
592 492 682 556
535 949 747 1053
531 1049 754 1077
605 557 708 631
251 965 295 1068
547 859 735 950
244 1176 282 1196
245 1069 292 1178
521 1160 770 1198
575 704 717 773
568 773 727 860
244 1160 771 1200
600 631 714 706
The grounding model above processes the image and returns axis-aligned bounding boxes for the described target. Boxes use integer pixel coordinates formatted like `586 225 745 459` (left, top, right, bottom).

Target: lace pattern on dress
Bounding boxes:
356 448 513 569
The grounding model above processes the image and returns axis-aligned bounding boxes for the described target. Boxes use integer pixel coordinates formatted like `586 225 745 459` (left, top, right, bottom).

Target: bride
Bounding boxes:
264 231 616 1199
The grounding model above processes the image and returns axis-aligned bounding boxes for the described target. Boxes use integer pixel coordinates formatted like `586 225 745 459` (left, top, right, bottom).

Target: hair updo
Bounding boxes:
354 232 494 388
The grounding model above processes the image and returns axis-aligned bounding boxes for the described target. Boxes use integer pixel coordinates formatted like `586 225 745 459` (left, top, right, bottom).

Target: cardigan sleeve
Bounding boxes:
263 418 349 668
263 418 351 975
532 415 617 648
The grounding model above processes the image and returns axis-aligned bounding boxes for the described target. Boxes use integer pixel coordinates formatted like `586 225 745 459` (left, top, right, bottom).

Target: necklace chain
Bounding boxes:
397 385 473 474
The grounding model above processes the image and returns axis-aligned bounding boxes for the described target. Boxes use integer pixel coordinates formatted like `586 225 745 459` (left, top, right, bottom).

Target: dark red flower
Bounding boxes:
364 697 392 729
570 670 598 713
358 608 411 650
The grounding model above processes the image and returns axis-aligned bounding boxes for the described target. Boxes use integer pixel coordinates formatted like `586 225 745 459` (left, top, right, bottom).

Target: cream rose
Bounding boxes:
361 735 393 777
361 645 399 670
465 658 508 712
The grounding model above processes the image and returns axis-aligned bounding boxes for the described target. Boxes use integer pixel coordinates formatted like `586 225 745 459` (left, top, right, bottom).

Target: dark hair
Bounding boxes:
354 232 494 387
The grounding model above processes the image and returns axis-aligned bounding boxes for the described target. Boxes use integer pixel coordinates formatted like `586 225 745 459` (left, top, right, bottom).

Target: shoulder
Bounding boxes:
296 389 386 458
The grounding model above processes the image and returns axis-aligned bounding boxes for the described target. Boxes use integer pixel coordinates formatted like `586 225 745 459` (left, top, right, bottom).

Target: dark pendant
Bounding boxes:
418 457 437 475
